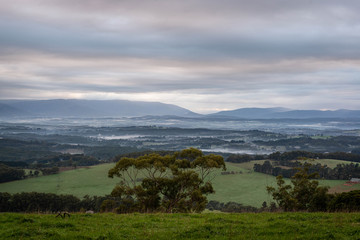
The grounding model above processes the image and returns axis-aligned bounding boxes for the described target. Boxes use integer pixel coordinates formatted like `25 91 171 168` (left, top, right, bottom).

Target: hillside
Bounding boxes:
1 100 359 119
0 99 199 118
209 108 360 119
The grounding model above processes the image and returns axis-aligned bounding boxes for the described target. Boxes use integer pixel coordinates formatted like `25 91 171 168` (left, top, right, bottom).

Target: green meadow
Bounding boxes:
0 161 350 207
1 212 360 239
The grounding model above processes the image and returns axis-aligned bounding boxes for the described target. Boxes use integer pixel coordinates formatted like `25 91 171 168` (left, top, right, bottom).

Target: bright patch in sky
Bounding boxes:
0 0 359 113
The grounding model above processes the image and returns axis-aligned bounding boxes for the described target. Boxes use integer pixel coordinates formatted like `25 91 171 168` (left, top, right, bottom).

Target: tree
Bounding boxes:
108 148 226 213
267 163 329 211
0 163 25 183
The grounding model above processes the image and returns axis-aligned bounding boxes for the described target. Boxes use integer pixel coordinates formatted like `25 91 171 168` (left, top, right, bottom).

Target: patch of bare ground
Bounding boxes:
58 166 90 172
328 182 360 194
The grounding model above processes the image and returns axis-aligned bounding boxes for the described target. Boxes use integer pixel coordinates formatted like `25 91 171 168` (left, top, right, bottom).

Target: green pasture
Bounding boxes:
1 212 360 239
0 164 119 197
0 162 347 207
208 162 344 206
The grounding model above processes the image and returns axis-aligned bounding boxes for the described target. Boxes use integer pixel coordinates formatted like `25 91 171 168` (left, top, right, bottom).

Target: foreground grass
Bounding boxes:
1 212 360 239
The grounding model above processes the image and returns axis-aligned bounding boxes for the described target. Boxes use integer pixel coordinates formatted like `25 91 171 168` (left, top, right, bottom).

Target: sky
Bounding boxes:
0 0 359 113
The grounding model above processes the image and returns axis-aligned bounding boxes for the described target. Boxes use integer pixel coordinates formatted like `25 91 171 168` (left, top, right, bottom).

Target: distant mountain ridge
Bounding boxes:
209 108 360 119
0 100 359 119
0 99 199 118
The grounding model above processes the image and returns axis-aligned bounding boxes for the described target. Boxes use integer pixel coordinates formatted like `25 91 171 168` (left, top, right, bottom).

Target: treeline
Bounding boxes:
113 150 175 160
1 191 360 213
26 154 100 168
253 136 360 152
0 163 25 183
0 138 145 163
0 138 57 162
226 154 267 163
0 153 101 169
207 200 260 213
253 160 360 180
268 151 360 162
226 150 360 163
0 192 113 213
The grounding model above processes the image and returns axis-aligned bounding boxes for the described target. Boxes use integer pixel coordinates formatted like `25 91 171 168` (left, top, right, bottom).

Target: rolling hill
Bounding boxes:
209 108 360 119
1 99 359 119
0 99 199 118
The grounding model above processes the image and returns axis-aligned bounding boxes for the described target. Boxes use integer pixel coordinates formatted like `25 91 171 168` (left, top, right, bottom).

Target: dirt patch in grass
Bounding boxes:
328 182 360 194
58 166 90 172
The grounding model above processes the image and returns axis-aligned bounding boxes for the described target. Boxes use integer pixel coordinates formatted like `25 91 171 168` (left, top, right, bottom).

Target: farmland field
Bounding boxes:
0 162 350 207
1 212 360 239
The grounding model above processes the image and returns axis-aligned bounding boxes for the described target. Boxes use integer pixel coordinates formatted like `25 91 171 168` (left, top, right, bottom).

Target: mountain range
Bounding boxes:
0 99 198 118
0 99 359 119
209 107 360 119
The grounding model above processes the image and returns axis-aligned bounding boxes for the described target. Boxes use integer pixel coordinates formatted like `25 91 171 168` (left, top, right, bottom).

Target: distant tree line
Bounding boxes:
0 192 115 213
113 150 175 160
0 138 57 162
226 150 360 164
226 154 267 163
206 200 260 213
268 151 360 162
253 136 360 152
29 154 100 168
253 161 360 180
1 189 359 213
0 163 25 183
0 138 145 164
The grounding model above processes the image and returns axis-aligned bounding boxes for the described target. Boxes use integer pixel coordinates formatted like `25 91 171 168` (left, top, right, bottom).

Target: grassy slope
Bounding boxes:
0 162 348 207
0 164 119 197
208 162 345 206
1 212 360 239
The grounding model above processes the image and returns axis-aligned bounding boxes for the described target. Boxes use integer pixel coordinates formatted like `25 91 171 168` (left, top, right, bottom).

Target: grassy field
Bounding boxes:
0 164 120 197
0 161 352 207
1 212 360 239
208 162 346 206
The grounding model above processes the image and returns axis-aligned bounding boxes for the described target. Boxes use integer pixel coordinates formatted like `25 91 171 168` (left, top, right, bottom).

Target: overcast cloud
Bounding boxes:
0 0 359 113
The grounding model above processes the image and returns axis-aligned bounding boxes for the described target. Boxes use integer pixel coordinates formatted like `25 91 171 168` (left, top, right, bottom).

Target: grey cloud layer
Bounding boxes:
0 0 359 112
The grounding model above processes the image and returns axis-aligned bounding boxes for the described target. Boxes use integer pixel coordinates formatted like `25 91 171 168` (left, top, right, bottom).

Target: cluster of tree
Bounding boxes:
267 164 329 211
107 148 226 213
40 167 60 176
226 154 267 163
0 138 137 166
113 150 175 160
267 164 360 212
84 146 141 160
328 190 360 212
30 154 100 168
254 136 360 152
254 160 360 180
206 200 259 213
0 163 25 183
0 138 56 162
0 192 112 213
352 148 360 155
226 150 360 165
0 161 28 168
269 151 360 162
